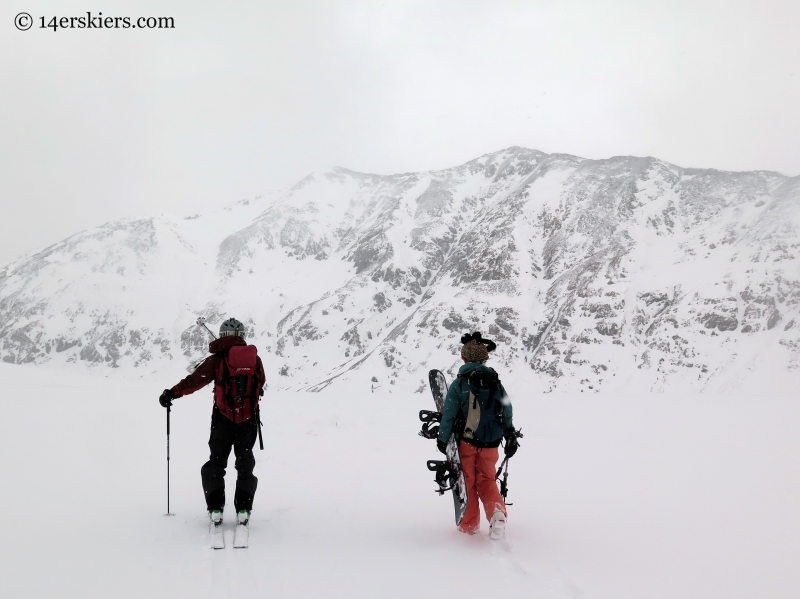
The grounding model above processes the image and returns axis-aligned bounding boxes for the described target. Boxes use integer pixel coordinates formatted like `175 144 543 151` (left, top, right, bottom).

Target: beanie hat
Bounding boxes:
461 340 489 363
460 331 496 363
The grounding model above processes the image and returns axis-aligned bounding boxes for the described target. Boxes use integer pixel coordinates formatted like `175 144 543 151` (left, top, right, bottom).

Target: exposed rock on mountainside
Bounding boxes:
1 148 798 392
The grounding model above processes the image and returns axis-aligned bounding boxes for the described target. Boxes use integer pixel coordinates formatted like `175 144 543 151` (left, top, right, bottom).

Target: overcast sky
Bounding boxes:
2 0 799 265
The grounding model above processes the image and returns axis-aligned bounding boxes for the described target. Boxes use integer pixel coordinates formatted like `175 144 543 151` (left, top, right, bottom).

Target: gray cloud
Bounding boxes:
2 0 799 265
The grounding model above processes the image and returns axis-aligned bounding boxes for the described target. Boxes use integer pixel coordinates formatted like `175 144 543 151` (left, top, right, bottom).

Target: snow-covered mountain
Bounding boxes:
2 147 798 392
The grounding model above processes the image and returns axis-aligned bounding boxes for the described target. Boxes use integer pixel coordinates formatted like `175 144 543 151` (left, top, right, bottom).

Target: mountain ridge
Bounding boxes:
1 147 798 393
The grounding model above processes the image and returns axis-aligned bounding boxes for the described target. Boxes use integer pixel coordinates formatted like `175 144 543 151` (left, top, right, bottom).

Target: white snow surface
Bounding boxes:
1 362 798 598
1 147 799 394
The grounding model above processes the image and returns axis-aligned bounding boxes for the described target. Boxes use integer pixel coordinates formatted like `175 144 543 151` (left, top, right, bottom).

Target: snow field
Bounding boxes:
0 362 798 598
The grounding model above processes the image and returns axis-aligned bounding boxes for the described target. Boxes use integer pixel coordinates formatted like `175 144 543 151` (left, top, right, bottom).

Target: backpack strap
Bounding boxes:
459 369 503 415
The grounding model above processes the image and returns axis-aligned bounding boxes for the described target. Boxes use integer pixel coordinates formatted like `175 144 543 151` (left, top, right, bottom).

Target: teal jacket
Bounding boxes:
437 362 513 444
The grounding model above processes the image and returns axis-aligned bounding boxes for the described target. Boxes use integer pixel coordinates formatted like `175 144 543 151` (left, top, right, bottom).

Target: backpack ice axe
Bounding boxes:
192 317 218 370
196 316 218 340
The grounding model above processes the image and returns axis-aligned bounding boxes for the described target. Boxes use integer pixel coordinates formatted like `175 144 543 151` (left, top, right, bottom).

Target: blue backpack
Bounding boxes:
459 369 504 448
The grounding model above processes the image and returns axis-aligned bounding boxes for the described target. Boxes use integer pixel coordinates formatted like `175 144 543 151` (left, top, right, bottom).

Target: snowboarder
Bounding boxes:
158 318 265 542
436 332 520 539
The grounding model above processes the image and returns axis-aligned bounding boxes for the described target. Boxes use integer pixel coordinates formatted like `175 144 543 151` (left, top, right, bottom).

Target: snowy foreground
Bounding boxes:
1 362 798 599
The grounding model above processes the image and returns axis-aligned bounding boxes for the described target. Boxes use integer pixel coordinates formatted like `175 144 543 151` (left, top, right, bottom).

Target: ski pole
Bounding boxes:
495 429 522 505
256 403 264 451
496 456 512 505
165 403 174 516
495 455 510 480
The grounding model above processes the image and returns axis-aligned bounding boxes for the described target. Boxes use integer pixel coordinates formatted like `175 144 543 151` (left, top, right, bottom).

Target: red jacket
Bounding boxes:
171 336 266 423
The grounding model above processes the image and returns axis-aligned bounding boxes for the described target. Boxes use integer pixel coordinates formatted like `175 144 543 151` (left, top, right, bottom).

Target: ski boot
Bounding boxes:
489 510 506 540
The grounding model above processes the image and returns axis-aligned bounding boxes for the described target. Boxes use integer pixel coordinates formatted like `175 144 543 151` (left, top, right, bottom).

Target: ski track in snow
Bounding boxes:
208 539 259 599
1 362 799 598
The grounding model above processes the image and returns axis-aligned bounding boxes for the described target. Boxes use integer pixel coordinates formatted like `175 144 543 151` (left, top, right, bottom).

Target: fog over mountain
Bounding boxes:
1 147 798 392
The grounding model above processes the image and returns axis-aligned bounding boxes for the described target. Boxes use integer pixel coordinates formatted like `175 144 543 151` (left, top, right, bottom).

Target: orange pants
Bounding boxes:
458 441 507 533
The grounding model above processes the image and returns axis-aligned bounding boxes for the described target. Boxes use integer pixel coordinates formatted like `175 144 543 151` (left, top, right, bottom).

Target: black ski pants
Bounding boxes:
201 407 258 512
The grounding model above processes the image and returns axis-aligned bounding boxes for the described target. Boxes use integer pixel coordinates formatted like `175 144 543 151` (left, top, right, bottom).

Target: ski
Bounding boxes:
233 513 249 548
210 521 225 549
423 369 469 526
233 524 249 548
210 511 225 549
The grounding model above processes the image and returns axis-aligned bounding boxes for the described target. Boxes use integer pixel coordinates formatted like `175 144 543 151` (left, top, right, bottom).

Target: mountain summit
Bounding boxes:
2 147 798 392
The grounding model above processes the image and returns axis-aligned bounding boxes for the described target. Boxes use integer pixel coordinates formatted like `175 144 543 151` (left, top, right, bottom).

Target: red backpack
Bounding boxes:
214 345 261 423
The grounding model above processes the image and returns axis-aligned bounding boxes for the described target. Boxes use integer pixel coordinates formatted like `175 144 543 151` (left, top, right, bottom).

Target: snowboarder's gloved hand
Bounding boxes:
159 388 177 408
436 439 447 455
504 428 521 457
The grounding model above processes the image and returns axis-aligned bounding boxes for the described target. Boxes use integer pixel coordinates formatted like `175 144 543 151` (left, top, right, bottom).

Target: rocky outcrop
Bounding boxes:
0 148 798 392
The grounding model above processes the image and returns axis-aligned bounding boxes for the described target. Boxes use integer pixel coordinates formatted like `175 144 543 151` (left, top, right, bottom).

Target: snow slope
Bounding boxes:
1 362 798 599
1 148 799 393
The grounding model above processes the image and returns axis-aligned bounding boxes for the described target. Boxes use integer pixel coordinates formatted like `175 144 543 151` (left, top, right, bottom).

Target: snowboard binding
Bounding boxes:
418 410 441 439
427 459 456 495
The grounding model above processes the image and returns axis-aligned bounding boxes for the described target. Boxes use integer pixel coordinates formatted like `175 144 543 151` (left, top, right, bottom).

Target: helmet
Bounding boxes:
219 318 246 338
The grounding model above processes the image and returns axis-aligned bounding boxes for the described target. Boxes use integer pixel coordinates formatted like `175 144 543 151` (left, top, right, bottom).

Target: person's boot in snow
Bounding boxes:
489 510 506 540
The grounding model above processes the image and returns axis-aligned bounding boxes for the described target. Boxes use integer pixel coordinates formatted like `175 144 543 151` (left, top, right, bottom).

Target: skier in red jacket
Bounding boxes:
159 318 265 528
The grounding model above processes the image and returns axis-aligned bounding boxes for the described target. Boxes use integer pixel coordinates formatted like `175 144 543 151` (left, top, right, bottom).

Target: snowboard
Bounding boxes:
425 369 468 526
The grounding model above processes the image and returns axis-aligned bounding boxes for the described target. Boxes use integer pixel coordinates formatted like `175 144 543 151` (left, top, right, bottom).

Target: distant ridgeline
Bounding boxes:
1 147 798 392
